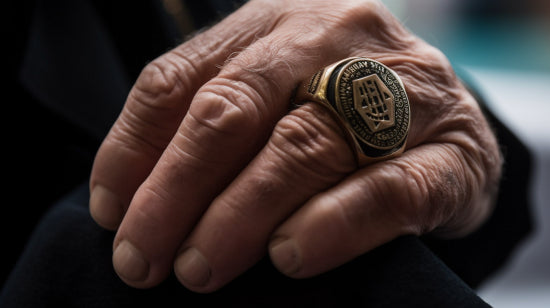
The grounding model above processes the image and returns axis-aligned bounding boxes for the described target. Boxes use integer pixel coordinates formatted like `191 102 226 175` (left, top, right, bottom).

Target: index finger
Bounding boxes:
89 1 278 230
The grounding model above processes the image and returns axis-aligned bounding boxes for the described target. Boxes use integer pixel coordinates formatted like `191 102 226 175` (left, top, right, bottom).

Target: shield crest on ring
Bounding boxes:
352 74 395 133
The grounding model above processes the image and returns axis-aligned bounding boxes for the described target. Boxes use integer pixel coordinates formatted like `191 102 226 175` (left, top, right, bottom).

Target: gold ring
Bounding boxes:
295 57 410 165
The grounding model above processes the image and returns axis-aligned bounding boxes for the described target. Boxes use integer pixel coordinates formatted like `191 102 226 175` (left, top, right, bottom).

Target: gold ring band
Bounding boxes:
295 57 410 165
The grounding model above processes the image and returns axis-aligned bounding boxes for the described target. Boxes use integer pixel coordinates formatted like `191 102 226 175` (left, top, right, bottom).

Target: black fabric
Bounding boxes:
0 184 490 308
2 0 532 306
3 0 181 287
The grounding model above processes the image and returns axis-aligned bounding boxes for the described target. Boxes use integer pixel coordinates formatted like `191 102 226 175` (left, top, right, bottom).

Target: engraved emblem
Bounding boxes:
333 58 410 153
352 74 395 133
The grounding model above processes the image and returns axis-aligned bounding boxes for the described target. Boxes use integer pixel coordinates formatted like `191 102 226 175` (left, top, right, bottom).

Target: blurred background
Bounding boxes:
380 0 550 306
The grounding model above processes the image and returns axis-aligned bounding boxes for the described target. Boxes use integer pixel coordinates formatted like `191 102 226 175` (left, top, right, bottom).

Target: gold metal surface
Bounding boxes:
296 57 410 165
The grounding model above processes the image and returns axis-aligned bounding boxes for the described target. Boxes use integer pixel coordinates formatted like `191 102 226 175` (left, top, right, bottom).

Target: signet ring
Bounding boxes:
295 57 410 166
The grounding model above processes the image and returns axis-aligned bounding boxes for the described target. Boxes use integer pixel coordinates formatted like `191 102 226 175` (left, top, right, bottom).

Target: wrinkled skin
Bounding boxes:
89 0 502 293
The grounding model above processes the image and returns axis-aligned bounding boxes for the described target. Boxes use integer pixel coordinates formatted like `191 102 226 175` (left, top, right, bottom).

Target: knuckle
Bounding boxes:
133 51 197 109
109 52 201 156
270 105 355 180
136 60 178 98
188 78 266 136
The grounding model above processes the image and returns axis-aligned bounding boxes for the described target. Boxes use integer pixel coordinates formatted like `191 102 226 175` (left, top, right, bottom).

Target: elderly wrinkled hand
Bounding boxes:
89 0 502 293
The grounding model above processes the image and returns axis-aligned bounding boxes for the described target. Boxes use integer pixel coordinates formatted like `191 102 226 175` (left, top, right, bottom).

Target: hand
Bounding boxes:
89 0 502 293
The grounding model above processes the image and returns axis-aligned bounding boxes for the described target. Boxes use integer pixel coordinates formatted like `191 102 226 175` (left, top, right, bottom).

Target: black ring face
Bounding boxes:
327 58 410 157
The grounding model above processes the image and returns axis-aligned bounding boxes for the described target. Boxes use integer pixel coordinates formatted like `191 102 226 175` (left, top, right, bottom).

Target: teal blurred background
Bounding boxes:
382 0 550 72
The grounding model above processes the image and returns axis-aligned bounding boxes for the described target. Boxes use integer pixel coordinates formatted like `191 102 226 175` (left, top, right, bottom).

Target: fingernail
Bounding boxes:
175 247 211 287
269 237 301 275
113 240 149 282
90 185 123 230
